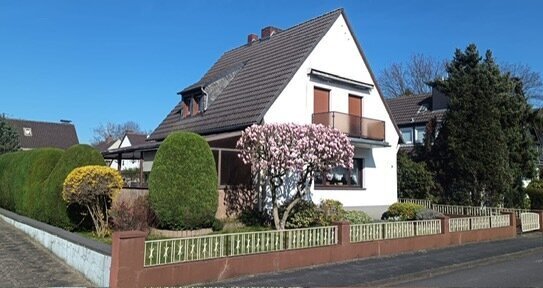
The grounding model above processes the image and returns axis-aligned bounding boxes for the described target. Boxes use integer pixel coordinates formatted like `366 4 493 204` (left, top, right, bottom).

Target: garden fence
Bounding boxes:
520 212 540 232
144 226 337 267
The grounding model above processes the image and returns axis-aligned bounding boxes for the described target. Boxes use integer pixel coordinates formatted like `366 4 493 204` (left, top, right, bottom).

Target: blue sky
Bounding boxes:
1 0 542 143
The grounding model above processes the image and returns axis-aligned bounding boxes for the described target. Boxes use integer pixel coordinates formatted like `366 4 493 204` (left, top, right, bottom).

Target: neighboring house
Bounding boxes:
4 118 79 150
96 132 150 187
104 9 401 217
386 88 448 149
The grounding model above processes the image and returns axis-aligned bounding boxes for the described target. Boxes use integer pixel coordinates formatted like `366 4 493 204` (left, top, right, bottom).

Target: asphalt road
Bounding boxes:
393 249 543 287
212 233 543 287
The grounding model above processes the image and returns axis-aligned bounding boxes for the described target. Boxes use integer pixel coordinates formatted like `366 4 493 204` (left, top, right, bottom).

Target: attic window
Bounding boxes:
181 95 205 119
23 127 32 137
417 105 428 114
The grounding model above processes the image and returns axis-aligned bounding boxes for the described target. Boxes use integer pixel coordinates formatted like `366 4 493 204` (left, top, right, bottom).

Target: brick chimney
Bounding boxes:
247 33 258 44
261 26 281 39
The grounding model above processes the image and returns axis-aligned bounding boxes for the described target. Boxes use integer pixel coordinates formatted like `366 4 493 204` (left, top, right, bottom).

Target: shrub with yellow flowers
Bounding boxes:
62 165 123 237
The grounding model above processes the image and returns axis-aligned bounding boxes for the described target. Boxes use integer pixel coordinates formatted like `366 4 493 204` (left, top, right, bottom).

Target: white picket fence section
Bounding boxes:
415 219 442 236
490 215 510 228
350 220 442 242
449 215 512 232
399 198 532 218
520 212 540 232
449 218 470 232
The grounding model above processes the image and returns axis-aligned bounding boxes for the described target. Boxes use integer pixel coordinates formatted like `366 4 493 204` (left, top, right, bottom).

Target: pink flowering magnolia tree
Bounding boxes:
237 123 354 230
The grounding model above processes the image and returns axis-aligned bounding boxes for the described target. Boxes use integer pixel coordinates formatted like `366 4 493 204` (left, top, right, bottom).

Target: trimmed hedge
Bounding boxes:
42 145 105 229
149 132 218 230
0 145 105 230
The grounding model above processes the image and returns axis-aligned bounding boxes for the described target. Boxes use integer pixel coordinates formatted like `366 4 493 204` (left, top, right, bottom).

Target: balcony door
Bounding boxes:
313 87 330 126
348 95 362 137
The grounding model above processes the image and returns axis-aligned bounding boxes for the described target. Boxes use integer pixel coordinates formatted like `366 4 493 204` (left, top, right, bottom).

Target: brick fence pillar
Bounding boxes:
334 221 351 245
110 230 147 288
539 211 543 232
440 215 449 234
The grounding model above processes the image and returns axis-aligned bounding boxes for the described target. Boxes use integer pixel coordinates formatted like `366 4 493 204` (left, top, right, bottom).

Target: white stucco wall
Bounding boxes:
263 14 399 213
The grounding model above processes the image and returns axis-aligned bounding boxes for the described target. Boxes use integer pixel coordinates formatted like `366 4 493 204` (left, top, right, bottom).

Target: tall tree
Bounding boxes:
0 115 20 155
92 121 146 145
501 63 543 104
379 53 446 98
429 44 536 207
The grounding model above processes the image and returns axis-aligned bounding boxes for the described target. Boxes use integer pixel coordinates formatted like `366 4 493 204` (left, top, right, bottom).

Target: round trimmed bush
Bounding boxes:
343 210 373 224
382 202 424 221
149 132 218 230
41 144 105 230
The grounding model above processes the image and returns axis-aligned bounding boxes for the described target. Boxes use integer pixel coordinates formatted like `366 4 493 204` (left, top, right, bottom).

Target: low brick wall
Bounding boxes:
110 212 543 288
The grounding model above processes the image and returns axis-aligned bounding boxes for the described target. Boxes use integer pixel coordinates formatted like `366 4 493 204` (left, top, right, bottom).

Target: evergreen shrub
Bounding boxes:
382 202 424 221
149 132 218 230
526 180 543 209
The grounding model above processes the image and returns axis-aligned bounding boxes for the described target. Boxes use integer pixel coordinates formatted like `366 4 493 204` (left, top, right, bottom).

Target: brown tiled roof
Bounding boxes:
149 9 343 140
386 94 446 126
125 133 147 146
93 139 117 152
5 118 79 149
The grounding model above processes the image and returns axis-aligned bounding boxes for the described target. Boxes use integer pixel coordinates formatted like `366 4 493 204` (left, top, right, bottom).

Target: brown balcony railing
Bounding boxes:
312 111 385 141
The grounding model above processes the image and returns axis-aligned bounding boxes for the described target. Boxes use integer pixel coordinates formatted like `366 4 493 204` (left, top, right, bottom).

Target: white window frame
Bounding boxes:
400 128 413 144
415 126 426 143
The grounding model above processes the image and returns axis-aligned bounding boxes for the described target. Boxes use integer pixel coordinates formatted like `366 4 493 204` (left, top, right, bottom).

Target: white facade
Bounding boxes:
263 15 400 217
109 136 141 171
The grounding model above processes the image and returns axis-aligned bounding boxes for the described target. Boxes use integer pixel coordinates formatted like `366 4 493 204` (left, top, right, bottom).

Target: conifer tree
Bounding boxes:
431 45 513 206
0 116 20 155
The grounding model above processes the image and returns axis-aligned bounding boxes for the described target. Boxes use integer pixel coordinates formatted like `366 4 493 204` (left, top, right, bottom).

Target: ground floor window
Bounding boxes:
314 158 363 189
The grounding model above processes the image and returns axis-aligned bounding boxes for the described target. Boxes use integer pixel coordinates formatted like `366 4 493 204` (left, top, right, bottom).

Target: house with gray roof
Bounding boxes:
104 9 401 217
386 88 448 148
4 118 79 150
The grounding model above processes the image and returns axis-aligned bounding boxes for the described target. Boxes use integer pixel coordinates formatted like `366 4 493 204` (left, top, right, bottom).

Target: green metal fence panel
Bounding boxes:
286 226 337 249
144 234 227 267
349 223 383 242
229 230 284 256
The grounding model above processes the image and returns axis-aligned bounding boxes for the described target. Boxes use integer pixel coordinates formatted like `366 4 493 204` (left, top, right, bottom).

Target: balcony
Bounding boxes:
312 111 385 141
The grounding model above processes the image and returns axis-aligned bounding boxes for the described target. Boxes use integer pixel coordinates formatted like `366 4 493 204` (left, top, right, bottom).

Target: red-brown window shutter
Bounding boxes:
314 87 330 114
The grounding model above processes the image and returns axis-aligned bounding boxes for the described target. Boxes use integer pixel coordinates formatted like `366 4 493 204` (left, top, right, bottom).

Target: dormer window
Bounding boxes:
181 94 205 119
23 127 32 137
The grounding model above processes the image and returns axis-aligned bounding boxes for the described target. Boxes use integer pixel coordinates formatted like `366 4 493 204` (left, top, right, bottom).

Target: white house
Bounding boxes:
103 9 401 218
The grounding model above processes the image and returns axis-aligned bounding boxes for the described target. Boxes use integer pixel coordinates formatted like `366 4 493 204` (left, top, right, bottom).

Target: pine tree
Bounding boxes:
0 116 20 155
430 45 513 206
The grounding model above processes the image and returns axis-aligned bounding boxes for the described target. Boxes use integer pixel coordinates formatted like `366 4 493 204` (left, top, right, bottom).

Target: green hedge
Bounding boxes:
149 132 218 230
0 145 105 230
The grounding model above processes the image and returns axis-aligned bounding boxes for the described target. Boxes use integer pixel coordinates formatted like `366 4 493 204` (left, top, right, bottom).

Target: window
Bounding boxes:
315 158 363 189
415 126 426 143
191 96 200 115
400 128 413 144
182 98 190 118
23 127 32 137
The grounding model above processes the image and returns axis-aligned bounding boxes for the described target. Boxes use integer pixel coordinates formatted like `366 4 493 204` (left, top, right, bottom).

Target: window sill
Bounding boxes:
314 186 366 191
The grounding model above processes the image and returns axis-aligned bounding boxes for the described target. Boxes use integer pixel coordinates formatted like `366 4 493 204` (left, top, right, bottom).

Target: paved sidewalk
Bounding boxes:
0 219 92 287
213 233 543 287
